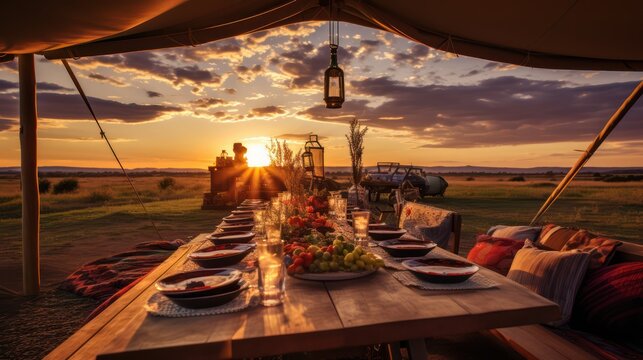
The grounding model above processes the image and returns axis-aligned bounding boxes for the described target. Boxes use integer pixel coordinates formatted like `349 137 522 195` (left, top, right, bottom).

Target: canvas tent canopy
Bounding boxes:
1 0 643 70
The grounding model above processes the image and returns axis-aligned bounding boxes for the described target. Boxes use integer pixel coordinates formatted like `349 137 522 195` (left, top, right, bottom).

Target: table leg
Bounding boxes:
407 338 428 360
387 342 402 360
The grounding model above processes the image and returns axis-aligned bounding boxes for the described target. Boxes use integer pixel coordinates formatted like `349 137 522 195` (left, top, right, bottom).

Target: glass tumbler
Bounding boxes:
352 210 371 247
256 241 285 306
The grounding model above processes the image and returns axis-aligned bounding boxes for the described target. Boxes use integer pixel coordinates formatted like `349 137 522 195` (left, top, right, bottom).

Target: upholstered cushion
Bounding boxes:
487 225 541 241
572 262 643 339
537 224 588 250
467 235 524 275
399 202 454 242
507 242 591 326
561 230 622 269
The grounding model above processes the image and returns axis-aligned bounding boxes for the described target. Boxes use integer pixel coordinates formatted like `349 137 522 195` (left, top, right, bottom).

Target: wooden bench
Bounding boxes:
490 241 643 360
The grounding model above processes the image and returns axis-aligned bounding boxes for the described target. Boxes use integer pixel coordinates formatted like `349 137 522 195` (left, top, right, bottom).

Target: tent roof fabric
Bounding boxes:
1 0 642 71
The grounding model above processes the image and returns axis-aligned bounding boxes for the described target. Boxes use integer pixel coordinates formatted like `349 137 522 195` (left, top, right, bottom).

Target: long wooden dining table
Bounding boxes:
46 230 560 360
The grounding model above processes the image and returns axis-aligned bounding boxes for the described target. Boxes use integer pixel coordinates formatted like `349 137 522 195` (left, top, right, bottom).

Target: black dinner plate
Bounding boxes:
379 239 436 257
166 280 248 309
189 243 255 268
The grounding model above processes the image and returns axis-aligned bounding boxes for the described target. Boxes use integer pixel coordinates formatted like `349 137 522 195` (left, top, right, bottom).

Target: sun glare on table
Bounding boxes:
246 144 271 167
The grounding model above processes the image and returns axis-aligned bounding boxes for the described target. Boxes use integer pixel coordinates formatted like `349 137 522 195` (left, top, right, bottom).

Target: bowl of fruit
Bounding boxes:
285 237 385 281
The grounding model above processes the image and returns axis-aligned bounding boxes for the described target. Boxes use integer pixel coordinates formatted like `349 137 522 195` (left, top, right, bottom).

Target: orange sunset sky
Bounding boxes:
0 22 641 169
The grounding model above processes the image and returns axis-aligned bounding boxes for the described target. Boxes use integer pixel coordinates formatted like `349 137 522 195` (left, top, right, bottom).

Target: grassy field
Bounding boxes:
0 172 641 359
1 172 640 290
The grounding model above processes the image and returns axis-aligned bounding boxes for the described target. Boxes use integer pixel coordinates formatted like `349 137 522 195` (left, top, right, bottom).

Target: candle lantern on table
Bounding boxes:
352 210 370 247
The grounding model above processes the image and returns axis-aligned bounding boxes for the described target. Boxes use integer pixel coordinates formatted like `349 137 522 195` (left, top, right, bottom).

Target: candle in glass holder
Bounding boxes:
352 210 370 247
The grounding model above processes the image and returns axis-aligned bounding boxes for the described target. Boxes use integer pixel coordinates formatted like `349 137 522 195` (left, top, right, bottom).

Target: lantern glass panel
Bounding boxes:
311 148 324 178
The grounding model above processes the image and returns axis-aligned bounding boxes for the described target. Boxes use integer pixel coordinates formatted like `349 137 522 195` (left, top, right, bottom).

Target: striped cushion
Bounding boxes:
507 242 591 326
572 262 643 339
487 225 541 241
537 224 586 250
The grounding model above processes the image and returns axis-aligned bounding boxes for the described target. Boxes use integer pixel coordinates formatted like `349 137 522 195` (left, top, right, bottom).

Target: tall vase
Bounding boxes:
347 183 369 210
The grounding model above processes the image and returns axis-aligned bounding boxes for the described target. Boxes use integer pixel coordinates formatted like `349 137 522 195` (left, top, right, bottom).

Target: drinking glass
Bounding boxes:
253 209 267 239
352 210 370 247
256 241 285 306
328 197 337 218
335 198 347 222
265 222 281 243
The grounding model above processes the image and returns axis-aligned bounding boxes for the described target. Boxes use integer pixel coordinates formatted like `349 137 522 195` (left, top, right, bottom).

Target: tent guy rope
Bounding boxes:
61 59 164 241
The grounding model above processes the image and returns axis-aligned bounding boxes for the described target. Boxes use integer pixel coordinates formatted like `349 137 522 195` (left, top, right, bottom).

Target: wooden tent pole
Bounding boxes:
19 54 40 296
530 80 643 226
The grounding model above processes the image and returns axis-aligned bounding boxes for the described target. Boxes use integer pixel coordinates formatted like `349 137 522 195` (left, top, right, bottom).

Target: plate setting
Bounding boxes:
223 215 254 224
155 268 243 298
189 243 255 268
402 258 479 283
207 231 255 244
379 239 436 258
219 223 254 232
368 227 407 241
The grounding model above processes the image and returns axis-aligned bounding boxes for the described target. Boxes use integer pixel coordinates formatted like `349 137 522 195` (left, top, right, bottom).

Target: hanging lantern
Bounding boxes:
302 135 325 189
324 19 344 109
302 151 314 172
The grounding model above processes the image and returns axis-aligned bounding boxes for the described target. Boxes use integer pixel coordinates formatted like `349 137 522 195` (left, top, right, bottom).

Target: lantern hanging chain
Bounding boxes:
328 1 339 47
61 59 164 241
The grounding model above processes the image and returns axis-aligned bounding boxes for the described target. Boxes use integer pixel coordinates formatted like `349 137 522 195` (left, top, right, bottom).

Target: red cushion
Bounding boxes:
572 262 643 340
466 234 525 275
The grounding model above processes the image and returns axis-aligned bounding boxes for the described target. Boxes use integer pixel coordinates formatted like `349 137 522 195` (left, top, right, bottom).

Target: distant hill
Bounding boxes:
0 165 641 175
328 165 643 174
0 166 206 174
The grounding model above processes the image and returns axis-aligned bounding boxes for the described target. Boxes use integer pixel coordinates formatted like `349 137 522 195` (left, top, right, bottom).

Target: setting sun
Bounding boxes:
246 144 271 167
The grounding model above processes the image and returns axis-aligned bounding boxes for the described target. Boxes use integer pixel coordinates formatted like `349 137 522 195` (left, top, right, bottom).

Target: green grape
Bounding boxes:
350 264 359 272
319 261 330 272
356 260 365 269
344 253 354 264
329 261 339 271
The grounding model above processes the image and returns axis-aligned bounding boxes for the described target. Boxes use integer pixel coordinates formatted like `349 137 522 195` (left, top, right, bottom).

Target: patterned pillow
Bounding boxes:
467 234 525 275
487 225 542 241
537 224 587 250
561 230 622 269
572 262 643 339
507 242 591 326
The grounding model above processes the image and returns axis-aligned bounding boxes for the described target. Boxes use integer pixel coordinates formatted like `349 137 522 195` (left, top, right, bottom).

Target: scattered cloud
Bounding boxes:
87 73 125 86
276 133 328 141
300 76 643 148
190 97 230 109
235 64 263 83
146 90 163 98
392 44 435 68
277 43 354 90
250 105 285 117
0 92 182 123
0 118 17 132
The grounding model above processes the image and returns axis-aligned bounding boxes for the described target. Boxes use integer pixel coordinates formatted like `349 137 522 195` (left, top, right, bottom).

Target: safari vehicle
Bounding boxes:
362 162 448 202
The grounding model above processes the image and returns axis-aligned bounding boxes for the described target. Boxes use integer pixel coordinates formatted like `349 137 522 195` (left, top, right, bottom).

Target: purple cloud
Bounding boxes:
0 92 181 123
300 76 643 147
